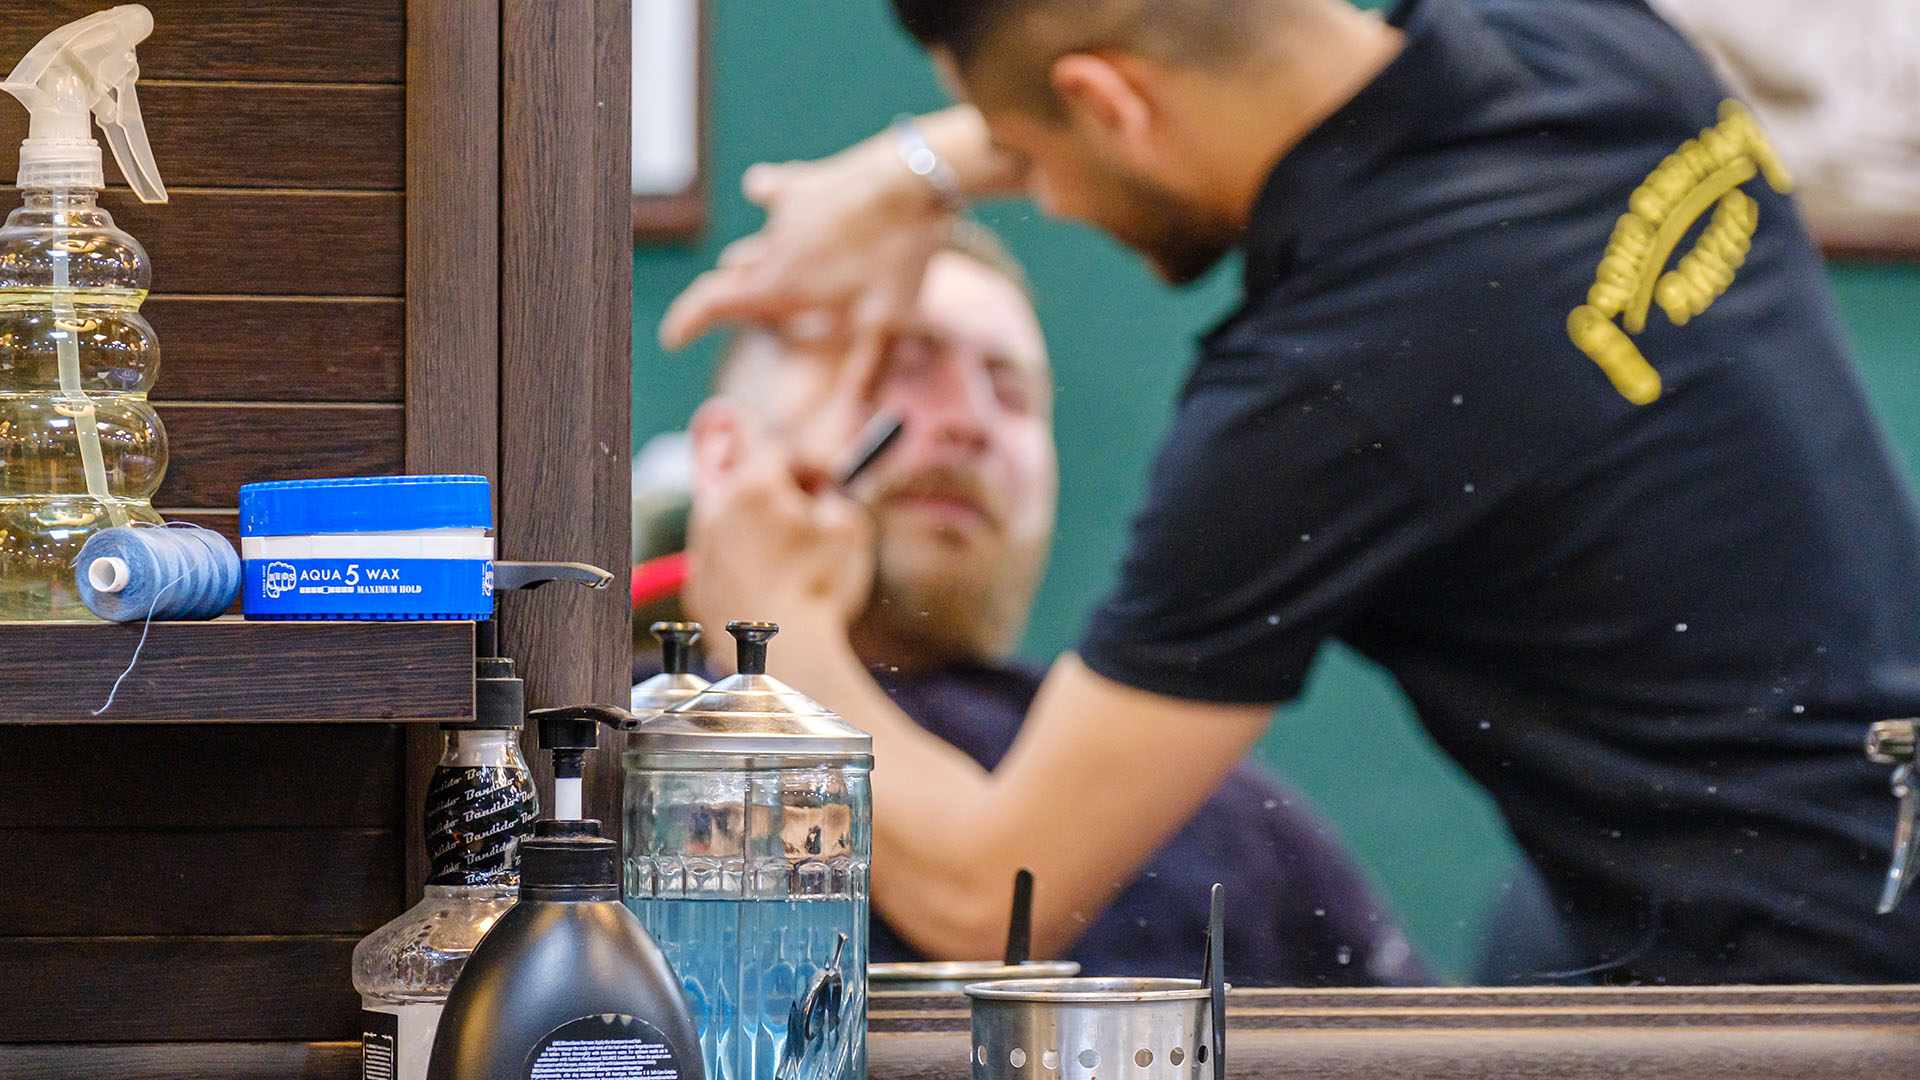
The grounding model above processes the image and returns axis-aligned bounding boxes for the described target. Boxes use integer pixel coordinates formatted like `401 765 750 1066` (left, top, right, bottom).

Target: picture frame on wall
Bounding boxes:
1651 0 1920 257
633 0 707 242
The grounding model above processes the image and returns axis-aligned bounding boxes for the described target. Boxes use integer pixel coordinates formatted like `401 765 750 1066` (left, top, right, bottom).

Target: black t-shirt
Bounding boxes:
865 663 1432 987
1078 0 1920 983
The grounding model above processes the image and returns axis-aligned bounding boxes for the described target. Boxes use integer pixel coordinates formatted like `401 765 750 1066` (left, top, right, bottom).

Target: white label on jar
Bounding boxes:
362 1002 444 1080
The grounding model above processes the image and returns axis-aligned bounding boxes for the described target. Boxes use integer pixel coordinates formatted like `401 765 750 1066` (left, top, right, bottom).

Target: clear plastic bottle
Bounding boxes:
0 4 170 619
353 726 540 1080
0 187 164 619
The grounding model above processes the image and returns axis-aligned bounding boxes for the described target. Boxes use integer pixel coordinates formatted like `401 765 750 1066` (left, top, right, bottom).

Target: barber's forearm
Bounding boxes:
844 105 1023 216
765 615 1023 958
915 105 1026 198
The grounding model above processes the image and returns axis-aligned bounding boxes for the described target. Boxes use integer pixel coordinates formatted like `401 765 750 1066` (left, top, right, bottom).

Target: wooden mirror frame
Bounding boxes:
631 0 707 242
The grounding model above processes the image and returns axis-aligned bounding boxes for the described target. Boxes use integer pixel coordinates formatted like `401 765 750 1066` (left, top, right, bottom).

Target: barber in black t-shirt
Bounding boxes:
664 0 1920 983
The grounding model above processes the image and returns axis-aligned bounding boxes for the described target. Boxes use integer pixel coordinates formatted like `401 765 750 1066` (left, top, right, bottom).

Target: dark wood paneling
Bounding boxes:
0 1042 358 1080
0 937 359 1042
405 0 503 901
0 724 403 828
500 0 633 840
1 189 405 297
156 403 404 508
405 0 500 477
0 619 474 724
7 1010 1920 1080
0 84 403 191
147 298 404 403
3 828 400 935
0 1 405 83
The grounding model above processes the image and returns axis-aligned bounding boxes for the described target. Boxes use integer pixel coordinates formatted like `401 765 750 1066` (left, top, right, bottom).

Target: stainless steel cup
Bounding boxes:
963 978 1224 1080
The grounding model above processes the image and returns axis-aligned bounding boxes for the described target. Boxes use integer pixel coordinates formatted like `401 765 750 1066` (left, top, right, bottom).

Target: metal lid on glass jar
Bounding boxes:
627 621 873 766
629 622 711 716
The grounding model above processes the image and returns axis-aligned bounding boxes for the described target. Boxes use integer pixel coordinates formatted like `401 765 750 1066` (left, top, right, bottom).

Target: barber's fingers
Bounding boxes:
661 265 791 350
742 161 794 205
716 234 766 269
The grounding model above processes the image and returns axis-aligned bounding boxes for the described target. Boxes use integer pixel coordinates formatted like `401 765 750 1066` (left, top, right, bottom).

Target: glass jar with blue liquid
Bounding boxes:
623 621 872 1080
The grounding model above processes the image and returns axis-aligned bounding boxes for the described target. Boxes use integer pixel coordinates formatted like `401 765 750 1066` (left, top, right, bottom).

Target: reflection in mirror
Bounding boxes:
630 0 1920 987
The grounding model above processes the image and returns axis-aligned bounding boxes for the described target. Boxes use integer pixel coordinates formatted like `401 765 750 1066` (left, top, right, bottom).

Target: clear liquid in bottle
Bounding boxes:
0 188 165 620
354 728 539 1080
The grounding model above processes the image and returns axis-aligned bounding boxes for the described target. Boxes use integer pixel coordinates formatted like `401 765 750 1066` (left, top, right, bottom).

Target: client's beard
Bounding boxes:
858 548 1041 671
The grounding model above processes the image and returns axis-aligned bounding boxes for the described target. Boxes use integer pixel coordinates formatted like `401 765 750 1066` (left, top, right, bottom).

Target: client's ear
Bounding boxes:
688 398 748 495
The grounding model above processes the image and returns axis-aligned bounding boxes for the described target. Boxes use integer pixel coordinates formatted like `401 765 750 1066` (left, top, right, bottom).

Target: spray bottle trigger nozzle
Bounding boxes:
0 4 166 202
96 74 164 203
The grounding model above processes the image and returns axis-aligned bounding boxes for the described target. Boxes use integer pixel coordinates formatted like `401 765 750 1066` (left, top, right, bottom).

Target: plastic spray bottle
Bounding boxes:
0 4 168 619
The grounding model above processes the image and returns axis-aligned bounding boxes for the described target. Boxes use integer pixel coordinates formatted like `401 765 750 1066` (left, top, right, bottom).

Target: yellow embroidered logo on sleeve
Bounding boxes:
1568 100 1794 405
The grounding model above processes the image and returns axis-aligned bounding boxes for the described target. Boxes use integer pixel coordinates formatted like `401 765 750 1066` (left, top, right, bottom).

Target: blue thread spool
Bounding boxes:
75 524 242 622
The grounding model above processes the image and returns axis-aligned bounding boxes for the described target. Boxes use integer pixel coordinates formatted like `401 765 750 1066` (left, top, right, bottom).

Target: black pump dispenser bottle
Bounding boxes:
427 616 702 1080
424 817 704 1080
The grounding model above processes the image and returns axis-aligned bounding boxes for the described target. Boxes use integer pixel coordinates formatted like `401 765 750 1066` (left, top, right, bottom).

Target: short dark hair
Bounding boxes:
890 0 1269 94
890 0 1023 67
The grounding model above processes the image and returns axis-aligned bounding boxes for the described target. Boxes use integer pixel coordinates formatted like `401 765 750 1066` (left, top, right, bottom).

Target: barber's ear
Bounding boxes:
1050 53 1156 168
688 399 747 494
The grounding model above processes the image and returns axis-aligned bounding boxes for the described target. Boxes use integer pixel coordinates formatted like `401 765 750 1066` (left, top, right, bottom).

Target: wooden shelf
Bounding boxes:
0 618 474 725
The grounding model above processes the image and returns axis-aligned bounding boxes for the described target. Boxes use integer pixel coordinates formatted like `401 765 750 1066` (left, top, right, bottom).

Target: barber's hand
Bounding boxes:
684 407 877 660
659 134 955 351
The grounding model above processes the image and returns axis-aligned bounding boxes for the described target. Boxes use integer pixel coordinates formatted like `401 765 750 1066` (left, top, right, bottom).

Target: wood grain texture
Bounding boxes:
404 0 500 476
404 0 503 901
4 1024 1919 1080
145 298 404 403
155 403 404 508
0 936 360 1042
0 189 407 297
0 1042 358 1080
0 619 473 724
1 988 1917 1077
499 0 633 838
0 724 403 827
870 985 1920 1031
2 828 401 935
0 1 404 83
0 84 403 191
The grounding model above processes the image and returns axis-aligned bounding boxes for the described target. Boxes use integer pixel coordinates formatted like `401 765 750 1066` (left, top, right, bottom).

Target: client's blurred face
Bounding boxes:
753 251 1057 668
854 252 1057 668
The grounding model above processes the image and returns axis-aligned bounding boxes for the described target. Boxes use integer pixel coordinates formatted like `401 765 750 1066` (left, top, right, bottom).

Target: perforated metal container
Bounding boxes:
964 978 1224 1080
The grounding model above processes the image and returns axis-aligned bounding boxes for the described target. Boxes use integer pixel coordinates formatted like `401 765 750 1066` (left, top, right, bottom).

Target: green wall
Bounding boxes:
632 1 1920 980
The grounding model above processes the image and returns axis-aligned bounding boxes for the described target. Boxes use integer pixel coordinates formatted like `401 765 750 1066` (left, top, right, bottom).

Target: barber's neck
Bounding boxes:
1183 3 1406 230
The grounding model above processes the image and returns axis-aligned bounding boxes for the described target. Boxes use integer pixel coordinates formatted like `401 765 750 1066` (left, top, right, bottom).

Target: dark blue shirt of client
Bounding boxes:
865 661 1431 986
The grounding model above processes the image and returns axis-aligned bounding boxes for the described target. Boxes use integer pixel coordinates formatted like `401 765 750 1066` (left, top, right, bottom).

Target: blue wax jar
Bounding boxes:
239 475 493 620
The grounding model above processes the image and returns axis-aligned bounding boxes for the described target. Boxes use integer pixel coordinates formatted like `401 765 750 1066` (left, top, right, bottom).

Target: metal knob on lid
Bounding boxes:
628 620 873 767
630 621 711 716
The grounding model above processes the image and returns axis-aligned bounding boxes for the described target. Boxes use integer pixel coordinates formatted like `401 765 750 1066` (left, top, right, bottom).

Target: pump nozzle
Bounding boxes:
528 704 638 821
2 4 166 202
